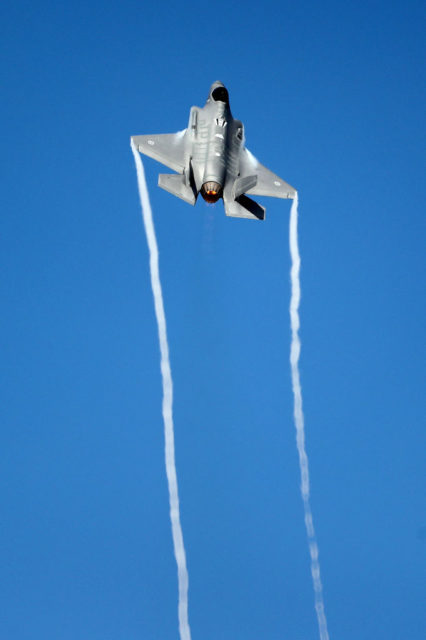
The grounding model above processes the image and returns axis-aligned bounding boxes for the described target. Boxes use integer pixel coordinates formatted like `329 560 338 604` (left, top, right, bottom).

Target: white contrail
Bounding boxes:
289 194 330 640
130 141 191 640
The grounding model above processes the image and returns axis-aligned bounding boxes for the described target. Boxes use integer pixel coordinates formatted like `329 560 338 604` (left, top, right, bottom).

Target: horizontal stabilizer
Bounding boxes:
158 173 197 205
224 194 265 221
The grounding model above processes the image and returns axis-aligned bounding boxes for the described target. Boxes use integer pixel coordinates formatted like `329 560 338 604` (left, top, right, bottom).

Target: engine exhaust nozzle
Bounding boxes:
201 181 222 203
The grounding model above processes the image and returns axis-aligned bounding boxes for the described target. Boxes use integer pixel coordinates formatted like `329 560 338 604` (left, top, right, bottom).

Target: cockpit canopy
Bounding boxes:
211 86 229 104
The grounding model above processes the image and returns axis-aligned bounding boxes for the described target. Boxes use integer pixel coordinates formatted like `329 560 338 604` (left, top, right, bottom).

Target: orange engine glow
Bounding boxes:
201 181 222 203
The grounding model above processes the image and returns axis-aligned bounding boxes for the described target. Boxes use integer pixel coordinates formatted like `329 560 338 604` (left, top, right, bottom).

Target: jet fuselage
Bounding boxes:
131 82 296 221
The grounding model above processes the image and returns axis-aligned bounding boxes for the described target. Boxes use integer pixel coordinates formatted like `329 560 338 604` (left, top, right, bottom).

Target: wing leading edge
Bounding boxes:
240 149 296 200
131 132 187 173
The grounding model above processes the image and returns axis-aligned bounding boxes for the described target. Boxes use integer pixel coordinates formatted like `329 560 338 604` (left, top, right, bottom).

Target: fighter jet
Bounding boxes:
131 81 296 220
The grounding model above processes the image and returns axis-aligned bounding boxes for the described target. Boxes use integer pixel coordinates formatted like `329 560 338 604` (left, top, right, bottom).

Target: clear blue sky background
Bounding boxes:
1 1 425 638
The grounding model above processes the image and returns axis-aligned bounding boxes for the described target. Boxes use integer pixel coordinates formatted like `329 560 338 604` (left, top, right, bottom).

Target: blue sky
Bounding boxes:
1 1 425 638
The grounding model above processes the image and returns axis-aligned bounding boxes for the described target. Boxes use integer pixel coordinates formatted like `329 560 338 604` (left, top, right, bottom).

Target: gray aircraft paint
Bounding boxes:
131 81 296 220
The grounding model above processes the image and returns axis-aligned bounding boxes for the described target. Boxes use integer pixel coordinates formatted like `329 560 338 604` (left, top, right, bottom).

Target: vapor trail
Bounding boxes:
289 194 329 640
131 141 191 640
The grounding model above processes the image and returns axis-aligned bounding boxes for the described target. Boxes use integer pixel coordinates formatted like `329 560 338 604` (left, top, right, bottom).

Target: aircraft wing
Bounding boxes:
131 132 187 173
240 148 296 199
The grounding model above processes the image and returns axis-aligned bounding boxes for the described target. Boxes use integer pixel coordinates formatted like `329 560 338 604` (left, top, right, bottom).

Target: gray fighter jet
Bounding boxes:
131 81 296 220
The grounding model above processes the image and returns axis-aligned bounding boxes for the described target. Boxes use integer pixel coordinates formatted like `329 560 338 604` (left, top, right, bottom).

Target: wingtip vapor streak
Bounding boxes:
131 81 296 221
